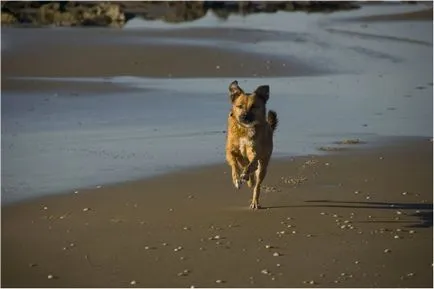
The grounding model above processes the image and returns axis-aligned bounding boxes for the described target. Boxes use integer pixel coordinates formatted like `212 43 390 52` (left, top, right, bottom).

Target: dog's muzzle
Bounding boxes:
240 112 255 124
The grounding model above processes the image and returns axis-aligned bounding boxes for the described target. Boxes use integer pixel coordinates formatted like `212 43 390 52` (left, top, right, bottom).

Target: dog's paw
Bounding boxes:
234 179 242 190
240 172 249 182
249 201 261 210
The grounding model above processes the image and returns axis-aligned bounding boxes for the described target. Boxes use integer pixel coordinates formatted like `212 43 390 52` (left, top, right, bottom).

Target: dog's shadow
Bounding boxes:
264 199 433 228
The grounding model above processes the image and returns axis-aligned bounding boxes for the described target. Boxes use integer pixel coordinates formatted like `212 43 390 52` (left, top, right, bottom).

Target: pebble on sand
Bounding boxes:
47 274 55 279
261 269 270 275
272 252 281 257
384 248 392 253
130 280 137 285
215 279 224 284
82 208 90 212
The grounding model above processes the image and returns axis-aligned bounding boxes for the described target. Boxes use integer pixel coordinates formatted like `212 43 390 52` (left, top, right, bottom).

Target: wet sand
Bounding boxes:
2 137 432 287
353 7 433 22
1 27 320 83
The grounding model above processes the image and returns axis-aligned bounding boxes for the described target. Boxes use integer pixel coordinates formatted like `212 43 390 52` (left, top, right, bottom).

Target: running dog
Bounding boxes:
225 80 278 209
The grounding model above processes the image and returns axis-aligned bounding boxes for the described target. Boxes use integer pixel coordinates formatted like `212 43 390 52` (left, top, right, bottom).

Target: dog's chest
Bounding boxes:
239 137 252 151
238 130 255 154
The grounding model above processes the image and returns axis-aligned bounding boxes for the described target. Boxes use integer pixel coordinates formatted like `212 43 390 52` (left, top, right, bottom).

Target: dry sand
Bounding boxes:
2 138 432 287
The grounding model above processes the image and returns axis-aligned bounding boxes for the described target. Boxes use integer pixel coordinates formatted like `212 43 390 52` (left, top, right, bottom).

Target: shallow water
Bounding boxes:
1 3 432 204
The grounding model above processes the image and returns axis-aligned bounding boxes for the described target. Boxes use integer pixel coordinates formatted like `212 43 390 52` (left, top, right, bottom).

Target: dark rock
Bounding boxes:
1 12 17 24
1 1 360 27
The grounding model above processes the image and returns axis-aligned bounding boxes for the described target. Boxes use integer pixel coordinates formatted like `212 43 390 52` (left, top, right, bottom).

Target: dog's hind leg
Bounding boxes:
250 159 268 210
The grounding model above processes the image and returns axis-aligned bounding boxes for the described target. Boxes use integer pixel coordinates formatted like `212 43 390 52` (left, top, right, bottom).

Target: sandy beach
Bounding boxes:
1 2 433 288
2 137 432 287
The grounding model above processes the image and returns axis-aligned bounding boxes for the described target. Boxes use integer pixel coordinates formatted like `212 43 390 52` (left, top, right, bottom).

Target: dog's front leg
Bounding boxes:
226 150 243 189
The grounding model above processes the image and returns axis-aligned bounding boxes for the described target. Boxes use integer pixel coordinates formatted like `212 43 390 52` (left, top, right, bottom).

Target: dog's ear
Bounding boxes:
229 80 244 103
254 85 270 103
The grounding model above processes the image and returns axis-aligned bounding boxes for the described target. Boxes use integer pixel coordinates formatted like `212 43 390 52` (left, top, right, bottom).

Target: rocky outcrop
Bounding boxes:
1 1 360 27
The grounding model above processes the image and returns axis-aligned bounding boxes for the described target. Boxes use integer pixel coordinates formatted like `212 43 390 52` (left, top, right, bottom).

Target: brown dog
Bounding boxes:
225 80 278 209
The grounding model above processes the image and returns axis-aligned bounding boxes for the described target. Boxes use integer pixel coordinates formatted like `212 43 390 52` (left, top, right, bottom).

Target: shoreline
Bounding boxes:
2 135 430 207
2 137 432 287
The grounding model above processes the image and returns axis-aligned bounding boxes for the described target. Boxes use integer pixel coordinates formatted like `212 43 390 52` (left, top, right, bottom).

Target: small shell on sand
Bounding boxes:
215 279 224 284
394 235 401 239
265 245 273 249
273 252 281 257
47 274 55 279
384 248 392 253
261 269 270 275
130 280 137 285
82 208 90 212
177 269 190 277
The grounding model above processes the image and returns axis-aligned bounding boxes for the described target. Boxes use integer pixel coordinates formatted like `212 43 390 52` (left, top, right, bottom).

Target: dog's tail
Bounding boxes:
267 110 278 132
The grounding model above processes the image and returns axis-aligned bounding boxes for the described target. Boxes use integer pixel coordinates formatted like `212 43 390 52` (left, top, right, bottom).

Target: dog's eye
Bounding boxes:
236 105 243 109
